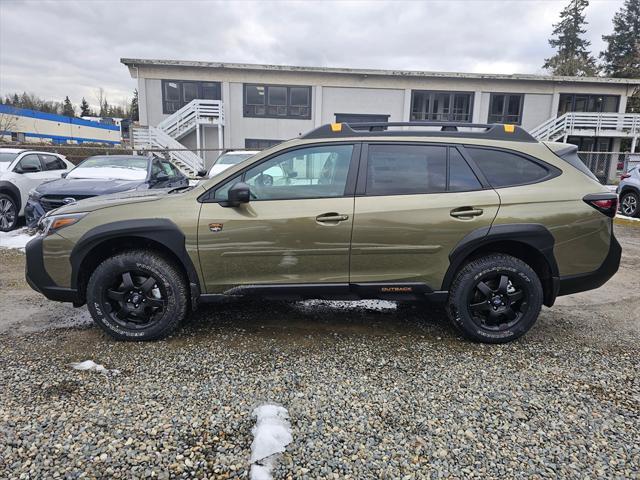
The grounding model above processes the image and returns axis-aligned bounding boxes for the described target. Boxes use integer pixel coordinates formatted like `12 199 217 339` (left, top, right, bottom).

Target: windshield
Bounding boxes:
0 152 19 163
216 153 255 165
67 157 149 180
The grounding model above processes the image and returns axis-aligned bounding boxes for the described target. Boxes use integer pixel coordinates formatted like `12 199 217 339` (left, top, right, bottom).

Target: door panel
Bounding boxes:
350 190 500 289
198 198 354 292
197 142 359 293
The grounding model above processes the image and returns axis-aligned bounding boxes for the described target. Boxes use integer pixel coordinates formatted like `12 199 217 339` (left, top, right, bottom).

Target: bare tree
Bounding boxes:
0 112 19 142
94 87 106 116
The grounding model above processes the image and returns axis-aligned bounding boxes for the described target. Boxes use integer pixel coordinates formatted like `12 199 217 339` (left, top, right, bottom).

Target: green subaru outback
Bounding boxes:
25 122 621 343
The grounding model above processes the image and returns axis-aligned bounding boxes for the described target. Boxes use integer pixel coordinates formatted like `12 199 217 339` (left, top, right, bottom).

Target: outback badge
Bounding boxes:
209 223 223 232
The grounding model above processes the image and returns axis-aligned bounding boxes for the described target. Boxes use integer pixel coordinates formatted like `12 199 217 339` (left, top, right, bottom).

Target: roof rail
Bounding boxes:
300 121 538 143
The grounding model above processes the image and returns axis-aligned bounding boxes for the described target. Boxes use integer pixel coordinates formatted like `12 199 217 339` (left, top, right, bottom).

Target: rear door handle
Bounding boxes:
450 207 484 218
316 213 349 223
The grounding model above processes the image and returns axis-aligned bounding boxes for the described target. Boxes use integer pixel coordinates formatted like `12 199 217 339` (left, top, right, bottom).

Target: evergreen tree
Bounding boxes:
130 89 139 121
600 0 640 112
62 96 75 117
543 0 599 76
601 0 640 77
100 98 109 117
80 97 91 117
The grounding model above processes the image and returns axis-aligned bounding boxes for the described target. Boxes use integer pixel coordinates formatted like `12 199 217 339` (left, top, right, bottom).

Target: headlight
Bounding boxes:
37 213 87 236
28 189 42 201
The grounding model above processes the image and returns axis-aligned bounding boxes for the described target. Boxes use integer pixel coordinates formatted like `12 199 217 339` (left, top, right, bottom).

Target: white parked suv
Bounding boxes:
0 148 74 231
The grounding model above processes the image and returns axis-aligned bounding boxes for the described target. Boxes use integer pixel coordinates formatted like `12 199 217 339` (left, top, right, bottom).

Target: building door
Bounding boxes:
350 143 500 290
197 143 359 293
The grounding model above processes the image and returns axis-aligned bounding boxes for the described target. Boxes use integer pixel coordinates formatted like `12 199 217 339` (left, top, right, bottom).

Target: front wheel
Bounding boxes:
0 194 18 232
620 191 639 218
86 250 188 340
446 254 543 343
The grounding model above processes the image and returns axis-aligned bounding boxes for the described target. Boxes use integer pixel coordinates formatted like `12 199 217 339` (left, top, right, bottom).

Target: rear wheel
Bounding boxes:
447 254 543 343
0 194 18 232
86 250 188 340
620 191 639 218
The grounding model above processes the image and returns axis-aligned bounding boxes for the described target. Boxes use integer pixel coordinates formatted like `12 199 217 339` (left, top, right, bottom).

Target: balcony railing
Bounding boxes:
531 112 640 141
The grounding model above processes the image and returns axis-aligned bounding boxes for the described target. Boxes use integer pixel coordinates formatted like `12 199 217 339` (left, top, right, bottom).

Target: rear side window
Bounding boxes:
467 147 549 188
366 144 447 195
449 149 482 191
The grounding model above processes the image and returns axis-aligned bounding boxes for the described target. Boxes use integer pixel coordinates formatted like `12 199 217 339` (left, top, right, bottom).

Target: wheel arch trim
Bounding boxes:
441 223 559 296
0 180 22 212
70 219 201 305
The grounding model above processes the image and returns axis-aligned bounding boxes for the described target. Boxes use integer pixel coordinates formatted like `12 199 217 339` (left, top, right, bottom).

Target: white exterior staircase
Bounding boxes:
530 112 640 142
132 99 225 177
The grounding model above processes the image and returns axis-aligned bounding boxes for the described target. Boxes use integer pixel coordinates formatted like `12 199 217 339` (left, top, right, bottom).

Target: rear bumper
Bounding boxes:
557 231 621 297
25 235 80 303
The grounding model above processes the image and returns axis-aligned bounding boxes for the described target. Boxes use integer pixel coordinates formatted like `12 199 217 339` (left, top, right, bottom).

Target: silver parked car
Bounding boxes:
618 165 640 217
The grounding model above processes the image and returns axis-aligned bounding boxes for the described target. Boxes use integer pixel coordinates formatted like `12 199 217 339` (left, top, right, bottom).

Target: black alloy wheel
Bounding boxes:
468 272 527 331
102 270 167 329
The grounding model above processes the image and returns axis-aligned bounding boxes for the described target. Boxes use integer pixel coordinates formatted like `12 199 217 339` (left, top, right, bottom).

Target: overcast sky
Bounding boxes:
0 0 624 109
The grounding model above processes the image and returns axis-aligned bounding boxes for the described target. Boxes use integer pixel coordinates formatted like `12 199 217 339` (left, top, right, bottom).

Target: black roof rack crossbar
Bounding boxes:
301 121 538 142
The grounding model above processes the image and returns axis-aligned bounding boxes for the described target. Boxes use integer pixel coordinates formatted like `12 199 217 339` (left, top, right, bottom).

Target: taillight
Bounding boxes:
583 194 618 218
621 173 631 180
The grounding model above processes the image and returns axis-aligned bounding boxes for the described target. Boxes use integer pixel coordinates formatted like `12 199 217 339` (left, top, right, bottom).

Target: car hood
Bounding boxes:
0 164 9 173
36 178 144 196
47 188 170 215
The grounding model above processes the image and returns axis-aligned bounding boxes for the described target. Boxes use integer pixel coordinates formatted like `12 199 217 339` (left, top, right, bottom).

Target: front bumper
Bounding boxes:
25 234 80 303
557 230 622 297
24 199 46 228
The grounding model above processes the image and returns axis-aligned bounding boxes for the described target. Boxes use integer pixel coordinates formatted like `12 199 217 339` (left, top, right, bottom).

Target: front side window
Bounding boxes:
162 80 221 114
244 84 311 119
17 154 42 172
410 91 474 122
214 145 353 201
40 154 66 171
466 147 549 188
366 144 447 195
488 94 524 124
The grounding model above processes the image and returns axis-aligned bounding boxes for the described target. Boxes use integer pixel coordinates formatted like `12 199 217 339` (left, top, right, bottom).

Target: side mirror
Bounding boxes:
197 169 208 177
61 172 68 178
15 165 39 174
222 182 250 207
154 172 170 184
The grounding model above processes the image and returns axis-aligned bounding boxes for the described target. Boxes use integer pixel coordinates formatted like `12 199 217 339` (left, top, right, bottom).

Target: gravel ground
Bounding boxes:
0 225 639 479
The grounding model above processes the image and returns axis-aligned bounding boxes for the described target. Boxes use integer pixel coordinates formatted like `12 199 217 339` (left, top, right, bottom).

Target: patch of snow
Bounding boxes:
0 228 35 251
298 299 397 312
616 214 640 222
250 403 292 480
70 360 119 375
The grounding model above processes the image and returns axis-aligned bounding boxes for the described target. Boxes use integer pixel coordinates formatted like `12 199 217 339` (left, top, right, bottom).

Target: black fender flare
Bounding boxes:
441 223 559 291
70 219 201 305
0 180 21 212
619 184 640 197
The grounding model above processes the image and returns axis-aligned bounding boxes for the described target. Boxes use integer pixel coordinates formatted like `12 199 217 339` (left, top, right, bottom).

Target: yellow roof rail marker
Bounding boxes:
330 123 343 132
503 124 515 133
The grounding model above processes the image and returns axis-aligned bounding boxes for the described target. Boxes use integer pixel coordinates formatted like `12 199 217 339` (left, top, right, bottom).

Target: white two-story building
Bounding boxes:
121 58 640 182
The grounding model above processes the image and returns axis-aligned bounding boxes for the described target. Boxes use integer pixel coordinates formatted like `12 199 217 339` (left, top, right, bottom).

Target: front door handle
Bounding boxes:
316 213 349 223
450 207 484 218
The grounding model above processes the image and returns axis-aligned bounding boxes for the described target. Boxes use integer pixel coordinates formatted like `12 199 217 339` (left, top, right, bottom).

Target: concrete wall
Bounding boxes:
521 94 554 131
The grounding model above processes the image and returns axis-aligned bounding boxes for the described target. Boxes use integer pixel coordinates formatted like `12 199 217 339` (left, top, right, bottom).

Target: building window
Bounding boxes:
335 113 390 129
161 80 221 114
410 91 474 122
558 94 619 115
243 84 311 119
245 138 282 150
488 94 524 124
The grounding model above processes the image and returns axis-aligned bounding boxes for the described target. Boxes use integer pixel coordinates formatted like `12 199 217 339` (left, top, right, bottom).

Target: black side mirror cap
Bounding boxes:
222 182 250 207
197 169 208 177
61 172 68 178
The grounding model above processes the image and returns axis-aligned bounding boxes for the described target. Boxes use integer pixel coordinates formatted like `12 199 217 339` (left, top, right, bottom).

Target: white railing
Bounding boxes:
156 99 224 139
132 126 204 177
531 112 640 141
